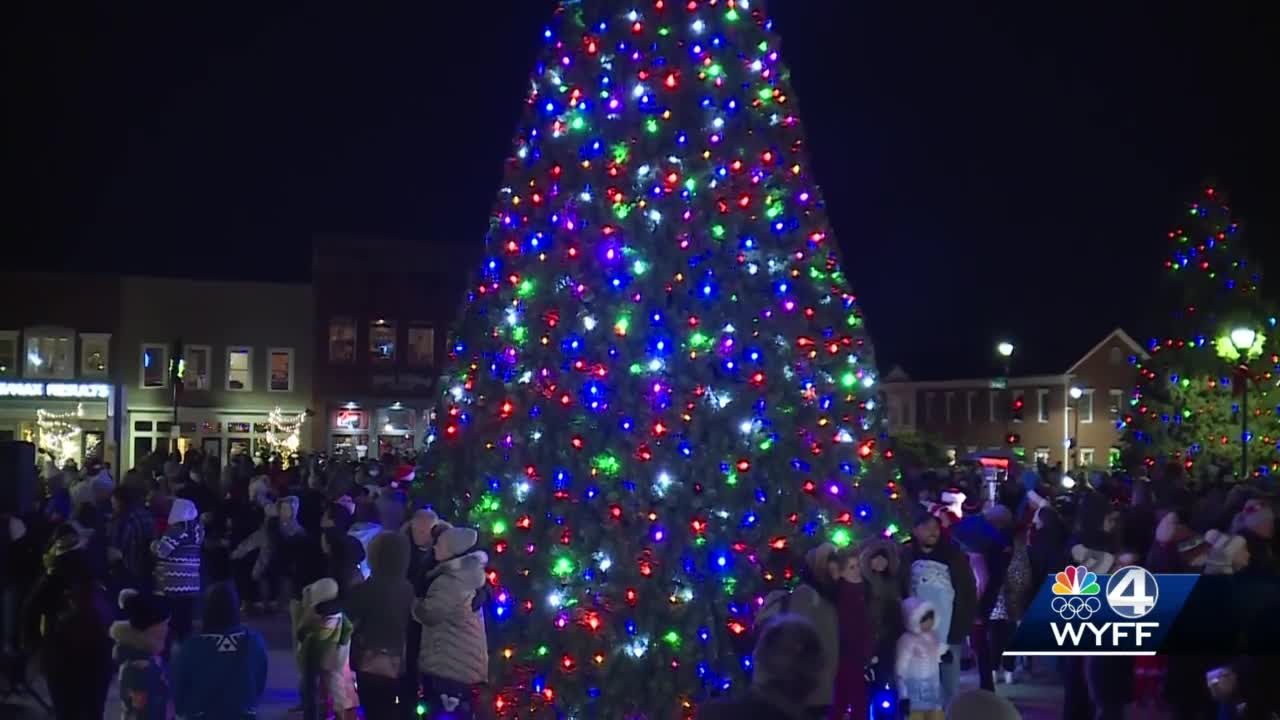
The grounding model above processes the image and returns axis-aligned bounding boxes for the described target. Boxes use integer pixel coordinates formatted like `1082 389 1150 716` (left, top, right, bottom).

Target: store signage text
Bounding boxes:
0 381 111 399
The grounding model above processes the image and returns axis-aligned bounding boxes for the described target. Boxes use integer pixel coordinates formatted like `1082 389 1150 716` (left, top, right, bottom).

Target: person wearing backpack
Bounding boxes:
20 546 115 718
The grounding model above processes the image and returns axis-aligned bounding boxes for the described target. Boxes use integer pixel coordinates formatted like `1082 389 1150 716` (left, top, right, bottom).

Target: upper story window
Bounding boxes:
1037 388 1050 423
1108 388 1125 415
329 316 356 364
268 348 294 392
80 333 110 378
1109 347 1124 365
408 324 436 366
966 391 976 422
227 346 253 391
1079 388 1095 423
0 331 17 377
184 345 212 391
141 344 168 388
370 319 396 363
25 327 75 379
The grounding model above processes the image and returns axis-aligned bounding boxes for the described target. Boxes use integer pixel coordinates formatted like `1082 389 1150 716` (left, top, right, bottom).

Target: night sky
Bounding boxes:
7 1 1278 378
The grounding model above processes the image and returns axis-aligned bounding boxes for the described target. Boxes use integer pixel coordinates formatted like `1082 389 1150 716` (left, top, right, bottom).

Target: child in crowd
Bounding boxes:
896 598 946 720
111 589 173 720
152 497 203 650
297 578 358 720
173 582 269 719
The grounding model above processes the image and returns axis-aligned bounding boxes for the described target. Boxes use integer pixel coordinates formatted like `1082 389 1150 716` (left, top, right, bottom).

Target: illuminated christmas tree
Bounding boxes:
1123 186 1279 479
421 1 901 715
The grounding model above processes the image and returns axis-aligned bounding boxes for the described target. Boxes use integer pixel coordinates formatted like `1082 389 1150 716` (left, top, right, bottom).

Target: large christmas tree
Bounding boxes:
421 1 901 716
1122 186 1279 479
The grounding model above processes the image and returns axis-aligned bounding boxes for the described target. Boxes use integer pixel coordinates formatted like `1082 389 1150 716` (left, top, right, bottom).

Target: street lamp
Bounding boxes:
1069 386 1083 470
997 341 1015 359
1230 326 1257 479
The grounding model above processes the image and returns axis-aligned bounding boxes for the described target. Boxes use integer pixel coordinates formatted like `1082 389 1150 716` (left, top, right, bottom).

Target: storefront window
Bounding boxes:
80 333 110 378
376 406 415 435
329 316 356 363
25 329 74 379
0 331 15 376
370 320 396 363
408 325 435 366
227 347 252 391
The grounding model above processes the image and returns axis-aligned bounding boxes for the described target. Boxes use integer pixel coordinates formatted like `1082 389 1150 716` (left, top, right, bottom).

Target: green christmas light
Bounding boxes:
611 143 629 164
711 224 726 239
841 372 856 389
552 555 576 578
518 279 535 297
662 630 682 648
492 519 508 536
592 452 621 476
831 527 852 548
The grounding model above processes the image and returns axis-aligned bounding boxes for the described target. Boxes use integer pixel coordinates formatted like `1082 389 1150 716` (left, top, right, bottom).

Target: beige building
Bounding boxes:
881 328 1146 471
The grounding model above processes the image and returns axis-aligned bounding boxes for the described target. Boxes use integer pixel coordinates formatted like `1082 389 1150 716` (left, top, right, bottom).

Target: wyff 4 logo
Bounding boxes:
1050 565 1160 652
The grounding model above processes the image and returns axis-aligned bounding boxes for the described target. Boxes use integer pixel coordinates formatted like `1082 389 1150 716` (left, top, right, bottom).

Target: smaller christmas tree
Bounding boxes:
1122 186 1279 479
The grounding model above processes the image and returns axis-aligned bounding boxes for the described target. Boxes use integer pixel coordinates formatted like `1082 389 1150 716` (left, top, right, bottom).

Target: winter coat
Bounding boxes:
952 515 1012 621
152 498 203 596
758 572 840 710
345 532 415 673
699 687 816 720
110 505 156 584
831 579 873 718
297 612 357 711
173 624 269 719
895 598 945 711
412 549 490 686
112 621 173 720
858 538 903 658
20 554 114 683
900 536 977 645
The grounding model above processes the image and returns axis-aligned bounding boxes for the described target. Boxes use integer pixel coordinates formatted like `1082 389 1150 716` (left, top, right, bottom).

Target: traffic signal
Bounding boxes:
1006 433 1020 446
1011 393 1025 422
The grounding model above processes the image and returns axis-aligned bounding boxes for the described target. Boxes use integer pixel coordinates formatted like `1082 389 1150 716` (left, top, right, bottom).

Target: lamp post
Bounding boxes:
1069 386 1083 470
992 340 1015 505
1230 327 1257 479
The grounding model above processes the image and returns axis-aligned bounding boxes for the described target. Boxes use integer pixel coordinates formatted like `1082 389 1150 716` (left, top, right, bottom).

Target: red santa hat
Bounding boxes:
392 464 416 487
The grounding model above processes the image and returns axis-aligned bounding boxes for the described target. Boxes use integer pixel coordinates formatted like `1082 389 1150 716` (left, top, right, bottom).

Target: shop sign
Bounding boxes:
0 381 111 399
335 409 364 430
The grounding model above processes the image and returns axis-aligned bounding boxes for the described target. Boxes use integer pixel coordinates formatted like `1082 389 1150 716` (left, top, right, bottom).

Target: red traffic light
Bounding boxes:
1005 433 1020 445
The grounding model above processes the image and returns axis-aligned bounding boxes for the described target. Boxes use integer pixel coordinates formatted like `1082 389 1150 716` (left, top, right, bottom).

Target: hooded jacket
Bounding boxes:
173 624 269 719
859 537 903 655
895 597 945 709
412 548 490 685
152 498 203 596
347 520 384 580
345 531 415 666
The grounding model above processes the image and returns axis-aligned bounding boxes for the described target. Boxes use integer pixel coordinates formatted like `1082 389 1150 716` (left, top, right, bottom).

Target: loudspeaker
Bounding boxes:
0 441 37 514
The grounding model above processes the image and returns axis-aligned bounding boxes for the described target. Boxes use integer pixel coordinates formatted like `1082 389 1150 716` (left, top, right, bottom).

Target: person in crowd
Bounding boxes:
413 526 490 719
41 464 72 524
699 614 826 720
945 689 1022 720
173 582 269 720
323 527 367 594
401 508 444 716
71 501 110 581
345 531 415 719
347 500 384 580
1230 500 1275 575
859 536 904 695
990 508 1032 684
323 497 356 535
112 589 173 720
21 545 115 719
896 598 946 720
70 458 114 510
298 461 329 534
950 503 1013 692
152 496 204 650
298 577 358 720
900 507 977 707
109 485 156 593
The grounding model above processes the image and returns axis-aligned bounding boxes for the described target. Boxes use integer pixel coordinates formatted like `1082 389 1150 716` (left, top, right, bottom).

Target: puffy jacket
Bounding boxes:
412 549 489 685
345 532 415 667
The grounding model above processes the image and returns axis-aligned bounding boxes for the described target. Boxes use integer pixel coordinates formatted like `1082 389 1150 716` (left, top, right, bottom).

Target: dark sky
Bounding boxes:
7 1 1278 378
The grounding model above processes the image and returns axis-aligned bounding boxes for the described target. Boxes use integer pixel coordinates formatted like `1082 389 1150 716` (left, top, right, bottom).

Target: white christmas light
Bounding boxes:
548 591 565 609
627 637 650 658
515 481 531 501
583 315 598 331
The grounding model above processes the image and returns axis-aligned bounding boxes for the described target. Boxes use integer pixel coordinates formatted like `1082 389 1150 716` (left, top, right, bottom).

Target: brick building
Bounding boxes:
881 328 1147 470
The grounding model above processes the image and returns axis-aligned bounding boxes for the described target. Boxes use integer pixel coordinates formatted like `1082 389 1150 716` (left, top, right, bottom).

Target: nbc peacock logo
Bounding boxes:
1050 565 1102 620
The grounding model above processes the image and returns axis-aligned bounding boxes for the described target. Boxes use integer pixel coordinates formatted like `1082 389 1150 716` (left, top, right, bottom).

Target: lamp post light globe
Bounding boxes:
996 341 1014 358
1069 386 1083 400
1230 327 1257 352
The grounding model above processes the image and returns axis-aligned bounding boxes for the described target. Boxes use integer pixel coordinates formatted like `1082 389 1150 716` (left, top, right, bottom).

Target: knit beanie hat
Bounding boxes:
946 688 1022 720
119 589 170 631
168 497 197 524
434 526 479 561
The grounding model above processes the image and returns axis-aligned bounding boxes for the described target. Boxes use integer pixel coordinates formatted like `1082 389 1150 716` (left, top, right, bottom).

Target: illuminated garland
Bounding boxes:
419 1 902 716
37 404 83 465
1121 186 1280 478
261 407 305 458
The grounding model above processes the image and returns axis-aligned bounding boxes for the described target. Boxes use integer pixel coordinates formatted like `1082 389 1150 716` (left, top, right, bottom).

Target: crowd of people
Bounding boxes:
1 449 489 719
3 448 1279 719
710 462 1279 719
